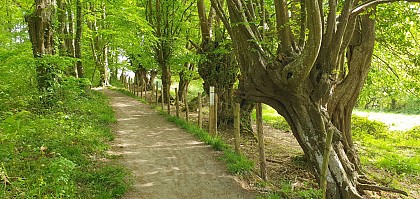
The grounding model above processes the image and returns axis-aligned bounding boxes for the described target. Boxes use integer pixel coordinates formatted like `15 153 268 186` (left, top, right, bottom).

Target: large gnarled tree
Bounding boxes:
210 0 419 198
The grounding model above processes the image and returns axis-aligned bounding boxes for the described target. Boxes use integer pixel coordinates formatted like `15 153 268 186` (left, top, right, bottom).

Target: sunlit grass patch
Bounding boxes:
352 115 420 176
0 90 130 198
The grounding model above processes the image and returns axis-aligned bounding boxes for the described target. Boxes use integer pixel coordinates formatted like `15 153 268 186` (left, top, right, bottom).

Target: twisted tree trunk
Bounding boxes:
210 0 381 197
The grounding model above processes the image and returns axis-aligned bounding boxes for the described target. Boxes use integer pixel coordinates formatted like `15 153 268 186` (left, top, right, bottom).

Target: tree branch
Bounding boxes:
281 0 322 86
210 0 232 36
351 0 420 16
372 54 400 78
275 0 294 55
298 0 306 49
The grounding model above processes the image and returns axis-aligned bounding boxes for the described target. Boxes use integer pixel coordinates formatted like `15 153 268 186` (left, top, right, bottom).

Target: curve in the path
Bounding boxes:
101 89 255 199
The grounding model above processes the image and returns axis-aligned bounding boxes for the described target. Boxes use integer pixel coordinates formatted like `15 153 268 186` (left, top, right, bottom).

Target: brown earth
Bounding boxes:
101 88 256 199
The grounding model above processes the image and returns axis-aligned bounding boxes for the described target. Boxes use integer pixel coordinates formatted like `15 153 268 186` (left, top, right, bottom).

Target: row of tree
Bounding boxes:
2 0 418 198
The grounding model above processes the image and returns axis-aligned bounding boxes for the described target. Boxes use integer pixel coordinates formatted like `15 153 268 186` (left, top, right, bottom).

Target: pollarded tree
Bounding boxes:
25 0 55 90
210 0 419 198
196 0 239 126
145 0 196 102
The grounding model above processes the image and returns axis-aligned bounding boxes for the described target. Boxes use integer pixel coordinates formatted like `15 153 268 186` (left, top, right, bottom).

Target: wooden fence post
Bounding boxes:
143 80 147 100
151 83 155 100
198 92 202 129
214 93 218 137
155 83 158 105
161 84 164 110
127 77 130 90
175 88 179 117
256 103 267 181
136 83 139 97
185 85 189 122
167 85 171 115
209 86 217 136
234 103 241 153
140 84 143 98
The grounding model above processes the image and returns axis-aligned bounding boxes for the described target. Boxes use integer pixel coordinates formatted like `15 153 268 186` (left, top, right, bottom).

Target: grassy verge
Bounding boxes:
0 90 130 198
110 86 254 175
352 115 420 187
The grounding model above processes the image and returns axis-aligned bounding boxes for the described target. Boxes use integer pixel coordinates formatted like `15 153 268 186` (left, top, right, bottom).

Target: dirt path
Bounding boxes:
101 89 255 199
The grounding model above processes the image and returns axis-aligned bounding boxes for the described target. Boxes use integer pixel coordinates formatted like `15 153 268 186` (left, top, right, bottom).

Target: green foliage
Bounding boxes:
358 2 420 114
351 115 420 175
0 88 129 198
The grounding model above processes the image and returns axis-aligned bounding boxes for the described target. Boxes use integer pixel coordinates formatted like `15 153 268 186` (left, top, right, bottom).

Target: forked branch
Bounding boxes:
351 0 420 16
281 0 322 86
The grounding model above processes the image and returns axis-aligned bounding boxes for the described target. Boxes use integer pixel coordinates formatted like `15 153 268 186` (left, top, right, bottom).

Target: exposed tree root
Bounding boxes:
358 182 408 196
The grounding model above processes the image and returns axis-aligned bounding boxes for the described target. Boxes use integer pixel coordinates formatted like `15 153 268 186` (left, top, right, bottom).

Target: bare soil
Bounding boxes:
101 88 256 199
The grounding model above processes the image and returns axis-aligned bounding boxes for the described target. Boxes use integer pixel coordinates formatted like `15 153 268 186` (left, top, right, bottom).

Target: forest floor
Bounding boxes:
100 88 256 199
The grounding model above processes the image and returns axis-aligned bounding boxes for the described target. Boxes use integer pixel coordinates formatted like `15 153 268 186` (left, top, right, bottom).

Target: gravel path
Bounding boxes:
101 89 255 199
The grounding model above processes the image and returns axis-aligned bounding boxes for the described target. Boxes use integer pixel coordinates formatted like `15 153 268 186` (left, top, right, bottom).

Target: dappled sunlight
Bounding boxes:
114 102 136 108
104 89 255 199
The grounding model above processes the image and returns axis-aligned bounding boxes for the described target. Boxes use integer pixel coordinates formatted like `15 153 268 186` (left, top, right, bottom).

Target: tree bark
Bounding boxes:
75 0 84 78
210 0 379 197
25 0 55 90
197 0 238 127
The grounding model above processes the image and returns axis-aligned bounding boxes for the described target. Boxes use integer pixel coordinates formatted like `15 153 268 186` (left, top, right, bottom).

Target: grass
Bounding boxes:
352 115 420 176
0 88 130 198
257 180 321 199
252 104 291 132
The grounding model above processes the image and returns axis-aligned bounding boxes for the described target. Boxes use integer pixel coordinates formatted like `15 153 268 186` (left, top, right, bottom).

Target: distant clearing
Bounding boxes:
353 110 420 131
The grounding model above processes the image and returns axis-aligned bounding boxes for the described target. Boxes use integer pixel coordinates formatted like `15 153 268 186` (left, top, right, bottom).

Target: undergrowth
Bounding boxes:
0 82 129 198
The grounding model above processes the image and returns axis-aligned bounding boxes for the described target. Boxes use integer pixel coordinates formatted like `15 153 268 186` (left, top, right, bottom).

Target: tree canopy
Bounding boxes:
0 0 419 198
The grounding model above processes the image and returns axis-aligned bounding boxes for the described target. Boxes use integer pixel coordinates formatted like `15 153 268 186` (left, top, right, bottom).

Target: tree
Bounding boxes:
87 0 111 86
25 0 55 90
210 0 419 198
359 2 419 112
75 0 84 77
145 0 195 102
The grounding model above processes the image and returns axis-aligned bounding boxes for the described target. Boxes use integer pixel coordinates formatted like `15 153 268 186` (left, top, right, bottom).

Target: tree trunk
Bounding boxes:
161 62 171 103
149 70 158 89
75 0 84 78
57 0 67 56
219 0 377 197
25 0 55 91
197 0 238 127
239 99 254 134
